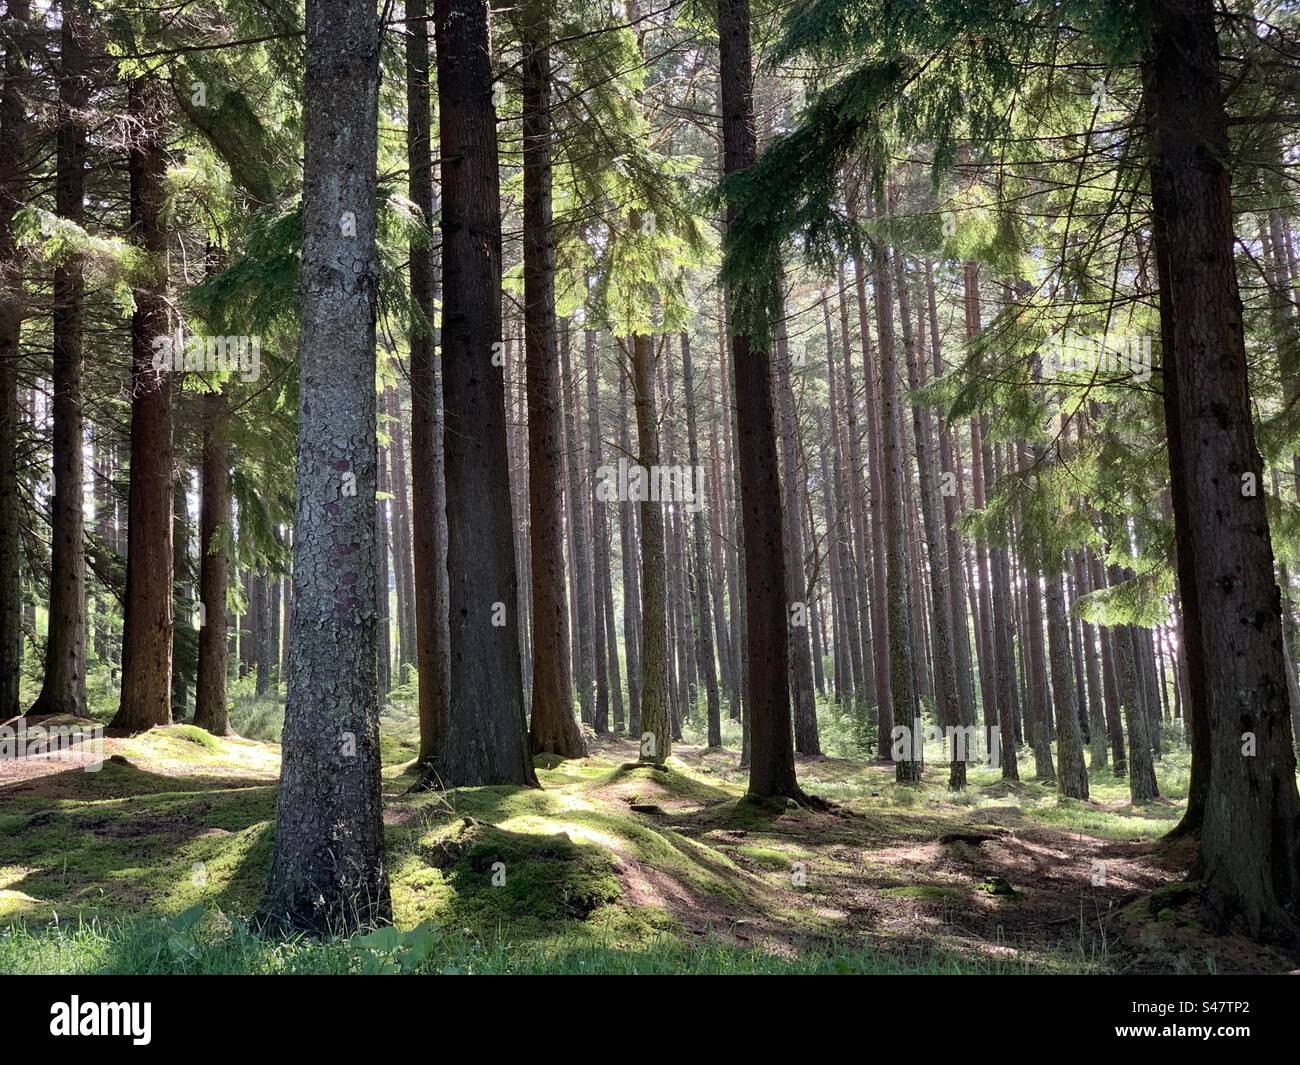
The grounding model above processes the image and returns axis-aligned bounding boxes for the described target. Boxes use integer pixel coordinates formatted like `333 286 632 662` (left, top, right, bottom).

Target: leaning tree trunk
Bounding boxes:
193 392 230 735
259 0 391 934
110 74 173 734
521 15 585 759
423 0 537 788
1147 0 1300 938
718 0 801 799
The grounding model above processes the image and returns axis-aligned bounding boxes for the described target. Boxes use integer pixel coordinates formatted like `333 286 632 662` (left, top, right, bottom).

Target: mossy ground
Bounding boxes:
1 701 1293 974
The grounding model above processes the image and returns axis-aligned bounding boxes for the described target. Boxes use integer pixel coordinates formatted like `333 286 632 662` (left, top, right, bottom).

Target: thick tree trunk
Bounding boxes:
110 75 174 734
521 18 585 759
425 0 537 787
260 0 391 933
33 0 89 718
1147 0 1300 938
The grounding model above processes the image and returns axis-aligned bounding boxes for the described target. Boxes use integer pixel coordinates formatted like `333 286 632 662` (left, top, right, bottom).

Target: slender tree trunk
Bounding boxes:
522 16 585 759
683 332 723 747
632 332 670 765
870 214 920 782
33 0 89 718
619 367 642 733
1047 568 1089 798
407 0 451 761
110 74 173 734
0 0 31 717
560 324 596 728
260 0 391 933
589 331 624 731
775 317 819 755
194 394 230 734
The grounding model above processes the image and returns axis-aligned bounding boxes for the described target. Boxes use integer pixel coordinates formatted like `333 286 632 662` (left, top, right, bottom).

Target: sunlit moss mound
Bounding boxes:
430 820 623 928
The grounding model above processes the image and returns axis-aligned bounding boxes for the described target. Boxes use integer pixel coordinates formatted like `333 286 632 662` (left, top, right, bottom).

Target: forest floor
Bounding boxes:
1 700 1297 975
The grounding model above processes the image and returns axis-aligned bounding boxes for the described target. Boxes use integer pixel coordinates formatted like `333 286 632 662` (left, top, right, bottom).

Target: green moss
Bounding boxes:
882 884 965 903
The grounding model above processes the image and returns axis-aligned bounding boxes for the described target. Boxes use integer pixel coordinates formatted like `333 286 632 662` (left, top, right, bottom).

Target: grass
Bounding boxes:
0 912 1054 975
5 682 1267 975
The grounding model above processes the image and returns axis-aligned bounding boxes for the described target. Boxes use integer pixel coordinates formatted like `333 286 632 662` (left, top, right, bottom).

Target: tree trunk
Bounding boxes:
110 74 174 734
1047 568 1089 798
683 331 723 747
424 0 537 788
522 16 585 759
407 0 452 760
870 215 920 782
260 0 391 933
0 0 31 718
588 330 624 731
1147 0 1300 937
632 332 670 765
719 0 800 797
194 392 230 735
33 0 89 718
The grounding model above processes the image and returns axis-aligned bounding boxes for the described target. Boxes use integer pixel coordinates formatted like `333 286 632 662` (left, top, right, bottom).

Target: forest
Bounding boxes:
1 0 1299 983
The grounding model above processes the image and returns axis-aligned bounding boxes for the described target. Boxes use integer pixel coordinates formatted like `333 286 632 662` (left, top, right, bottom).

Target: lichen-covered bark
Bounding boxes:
259 0 391 933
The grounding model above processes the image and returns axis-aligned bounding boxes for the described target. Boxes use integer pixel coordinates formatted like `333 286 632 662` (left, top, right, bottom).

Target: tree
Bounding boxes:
422 0 538 788
0 0 31 718
110 73 173 735
522 1 586 759
407 0 452 767
193 391 230 735
259 0 391 933
31 0 89 718
718 0 801 799
1146 0 1300 938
